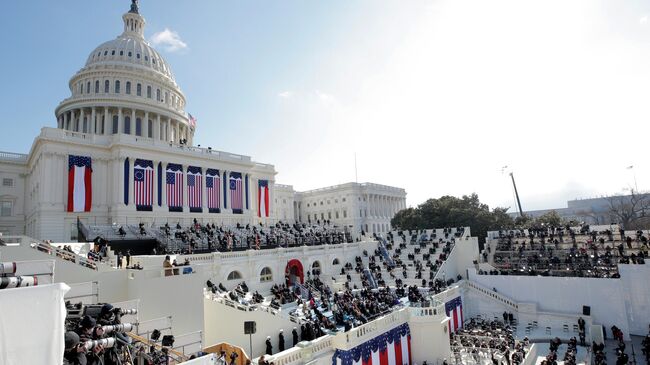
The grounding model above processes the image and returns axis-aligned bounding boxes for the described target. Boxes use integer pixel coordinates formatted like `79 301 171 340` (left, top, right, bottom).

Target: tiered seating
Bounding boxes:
450 317 527 365
482 226 648 278
85 221 354 254
369 228 464 290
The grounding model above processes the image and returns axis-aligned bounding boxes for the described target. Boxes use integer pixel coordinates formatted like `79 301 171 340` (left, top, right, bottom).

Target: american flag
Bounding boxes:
166 163 183 208
230 172 243 213
206 169 220 212
188 113 197 129
67 155 92 212
187 166 202 210
134 159 153 208
445 296 463 333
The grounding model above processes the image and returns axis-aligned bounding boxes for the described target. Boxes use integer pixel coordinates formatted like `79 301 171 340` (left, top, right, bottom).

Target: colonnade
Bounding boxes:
57 106 192 145
366 193 406 219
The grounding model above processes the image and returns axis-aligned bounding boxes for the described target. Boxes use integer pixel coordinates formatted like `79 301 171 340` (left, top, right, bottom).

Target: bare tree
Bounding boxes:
606 190 650 229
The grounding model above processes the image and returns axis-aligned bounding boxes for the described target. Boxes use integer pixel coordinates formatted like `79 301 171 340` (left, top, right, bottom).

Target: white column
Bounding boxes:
63 112 68 130
131 109 136 135
155 114 161 140
144 111 149 138
79 108 85 133
90 107 96 134
118 108 123 135
70 110 76 131
103 108 109 135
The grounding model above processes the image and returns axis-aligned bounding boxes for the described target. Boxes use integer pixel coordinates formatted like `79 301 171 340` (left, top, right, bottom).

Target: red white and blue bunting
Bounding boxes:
332 323 411 365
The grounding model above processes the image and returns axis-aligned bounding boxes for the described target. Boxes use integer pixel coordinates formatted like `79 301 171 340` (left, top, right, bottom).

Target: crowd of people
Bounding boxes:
540 336 579 365
117 220 355 254
483 225 647 277
450 318 526 365
63 301 174 364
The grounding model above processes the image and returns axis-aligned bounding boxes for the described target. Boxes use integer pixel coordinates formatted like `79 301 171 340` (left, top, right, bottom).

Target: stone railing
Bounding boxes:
0 151 28 163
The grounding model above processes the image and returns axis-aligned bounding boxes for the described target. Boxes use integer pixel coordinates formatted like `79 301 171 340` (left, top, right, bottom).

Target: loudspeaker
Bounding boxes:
582 306 591 316
244 321 256 334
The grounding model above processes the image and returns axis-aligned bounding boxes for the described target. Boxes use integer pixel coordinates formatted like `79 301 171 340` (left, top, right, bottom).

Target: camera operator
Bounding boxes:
63 331 104 365
76 315 105 342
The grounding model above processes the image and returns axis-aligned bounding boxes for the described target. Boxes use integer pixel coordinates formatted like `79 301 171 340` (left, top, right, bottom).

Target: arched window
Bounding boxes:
260 267 272 282
115 80 120 94
104 80 110 93
156 89 161 101
112 115 118 134
147 85 152 98
227 271 242 281
332 258 340 265
136 83 142 96
135 118 142 136
125 81 131 95
124 116 131 134
95 80 99 93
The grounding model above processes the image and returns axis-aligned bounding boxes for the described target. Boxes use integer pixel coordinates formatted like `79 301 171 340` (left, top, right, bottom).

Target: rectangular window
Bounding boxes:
147 120 153 138
335 211 339 219
2 178 14 187
1 201 12 217
137 83 142 96
147 86 152 98
343 210 347 218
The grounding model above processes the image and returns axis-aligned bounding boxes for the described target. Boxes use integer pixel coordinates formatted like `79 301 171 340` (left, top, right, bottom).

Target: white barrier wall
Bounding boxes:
204 293 300 357
468 266 650 338
619 264 650 335
0 283 70 365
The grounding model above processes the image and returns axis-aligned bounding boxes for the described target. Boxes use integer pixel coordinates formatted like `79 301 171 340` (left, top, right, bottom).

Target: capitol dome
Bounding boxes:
55 0 194 146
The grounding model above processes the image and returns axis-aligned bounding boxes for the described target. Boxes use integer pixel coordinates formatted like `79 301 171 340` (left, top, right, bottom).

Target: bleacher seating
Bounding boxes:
450 317 527 365
481 226 647 278
83 220 354 255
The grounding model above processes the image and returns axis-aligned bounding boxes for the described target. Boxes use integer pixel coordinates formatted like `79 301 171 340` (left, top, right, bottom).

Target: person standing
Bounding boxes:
265 336 273 355
292 327 299 346
125 249 131 267
116 251 123 269
163 255 173 276
278 330 285 352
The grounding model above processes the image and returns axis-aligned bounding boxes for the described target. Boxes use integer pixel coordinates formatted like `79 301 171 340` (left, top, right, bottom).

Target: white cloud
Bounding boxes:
640 15 648 24
278 91 293 98
150 28 187 52
315 90 336 105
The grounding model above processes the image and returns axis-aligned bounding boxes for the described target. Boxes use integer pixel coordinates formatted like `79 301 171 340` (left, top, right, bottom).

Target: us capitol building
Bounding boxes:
0 2 405 242
2 3 648 365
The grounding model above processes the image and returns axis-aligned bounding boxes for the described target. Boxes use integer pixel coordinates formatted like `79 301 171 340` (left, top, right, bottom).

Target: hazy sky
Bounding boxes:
1 0 649 212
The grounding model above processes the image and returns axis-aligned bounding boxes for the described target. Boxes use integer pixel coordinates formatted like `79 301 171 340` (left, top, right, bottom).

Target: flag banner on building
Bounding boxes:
245 175 249 210
445 296 463 333
134 159 154 211
258 180 270 217
331 323 411 365
206 169 221 213
67 155 92 212
157 162 162 207
188 113 197 129
229 172 243 214
123 158 129 205
187 166 203 213
166 163 183 212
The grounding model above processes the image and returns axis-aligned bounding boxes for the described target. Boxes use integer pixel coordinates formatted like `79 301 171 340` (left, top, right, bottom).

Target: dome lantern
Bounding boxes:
122 1 146 39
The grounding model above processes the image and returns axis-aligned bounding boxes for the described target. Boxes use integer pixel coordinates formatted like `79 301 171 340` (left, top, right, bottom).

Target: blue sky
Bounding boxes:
2 0 650 212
